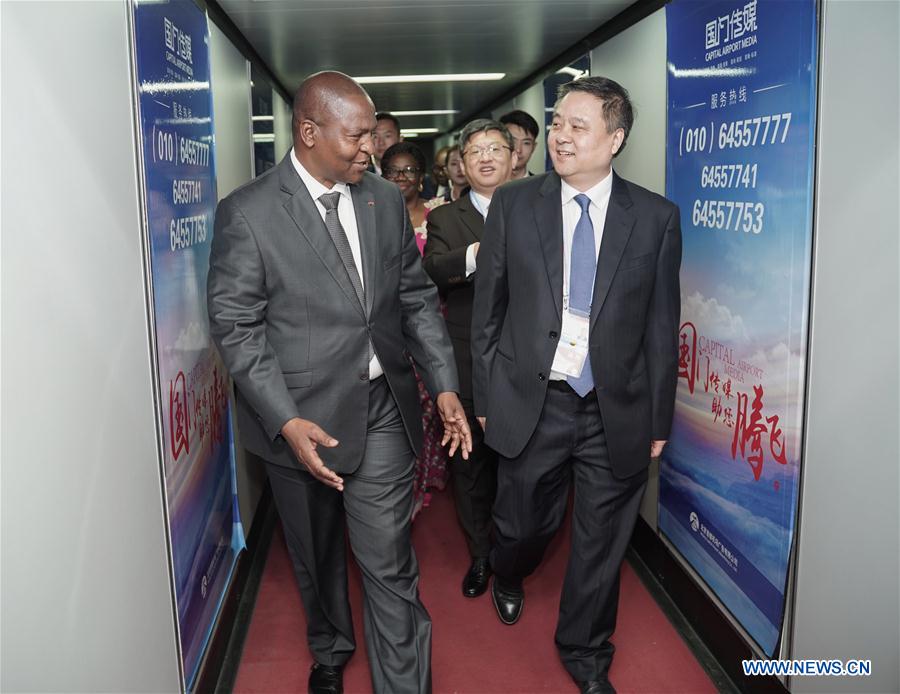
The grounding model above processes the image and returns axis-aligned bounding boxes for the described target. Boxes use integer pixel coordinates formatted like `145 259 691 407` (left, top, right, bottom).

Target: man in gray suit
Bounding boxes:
208 71 471 694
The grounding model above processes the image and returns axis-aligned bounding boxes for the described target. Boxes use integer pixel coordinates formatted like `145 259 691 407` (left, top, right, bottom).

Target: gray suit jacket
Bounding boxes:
208 153 459 473
471 171 681 479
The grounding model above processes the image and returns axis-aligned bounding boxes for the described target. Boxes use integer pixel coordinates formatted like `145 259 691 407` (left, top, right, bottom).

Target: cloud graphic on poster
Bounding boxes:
748 345 807 428
724 245 757 278
172 321 208 352
682 291 749 341
714 281 756 306
746 342 805 396
747 342 790 370
666 466 789 585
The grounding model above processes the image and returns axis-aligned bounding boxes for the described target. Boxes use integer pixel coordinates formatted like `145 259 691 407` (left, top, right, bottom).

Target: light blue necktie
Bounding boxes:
566 194 596 396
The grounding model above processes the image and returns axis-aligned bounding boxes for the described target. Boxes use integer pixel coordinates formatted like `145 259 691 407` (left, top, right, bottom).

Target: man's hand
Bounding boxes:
436 392 473 459
650 440 667 459
281 417 343 490
477 417 486 431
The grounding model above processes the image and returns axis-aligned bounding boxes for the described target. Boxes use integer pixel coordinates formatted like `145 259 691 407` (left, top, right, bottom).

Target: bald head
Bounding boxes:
293 71 373 131
291 71 378 188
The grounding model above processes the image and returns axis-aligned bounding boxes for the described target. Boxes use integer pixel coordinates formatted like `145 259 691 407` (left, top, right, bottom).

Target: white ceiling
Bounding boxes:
218 0 635 134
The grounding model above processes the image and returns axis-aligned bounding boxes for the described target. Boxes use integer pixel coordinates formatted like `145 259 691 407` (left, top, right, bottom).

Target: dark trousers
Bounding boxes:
448 398 498 559
490 384 648 682
266 376 431 694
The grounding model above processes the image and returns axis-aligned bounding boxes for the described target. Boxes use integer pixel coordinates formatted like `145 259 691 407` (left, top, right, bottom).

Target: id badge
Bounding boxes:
550 309 590 377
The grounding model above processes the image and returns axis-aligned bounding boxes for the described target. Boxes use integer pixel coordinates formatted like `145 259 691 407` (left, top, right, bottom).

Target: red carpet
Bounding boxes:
234 489 715 693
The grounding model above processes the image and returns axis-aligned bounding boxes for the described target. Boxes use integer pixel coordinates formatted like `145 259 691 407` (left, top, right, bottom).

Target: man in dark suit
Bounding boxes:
471 77 681 694
208 71 470 694
422 119 517 599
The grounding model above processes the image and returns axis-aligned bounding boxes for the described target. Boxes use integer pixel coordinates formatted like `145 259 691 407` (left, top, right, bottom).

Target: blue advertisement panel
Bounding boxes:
131 0 244 687
659 0 817 656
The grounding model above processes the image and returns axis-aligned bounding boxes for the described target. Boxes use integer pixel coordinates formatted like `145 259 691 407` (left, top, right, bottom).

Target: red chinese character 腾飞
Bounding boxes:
731 385 767 480
766 413 788 465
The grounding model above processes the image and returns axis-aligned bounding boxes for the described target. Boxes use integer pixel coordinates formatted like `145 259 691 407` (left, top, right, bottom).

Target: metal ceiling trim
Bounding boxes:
447 0 670 134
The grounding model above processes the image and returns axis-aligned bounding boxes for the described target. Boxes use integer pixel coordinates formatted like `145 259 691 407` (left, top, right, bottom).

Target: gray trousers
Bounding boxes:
266 376 432 694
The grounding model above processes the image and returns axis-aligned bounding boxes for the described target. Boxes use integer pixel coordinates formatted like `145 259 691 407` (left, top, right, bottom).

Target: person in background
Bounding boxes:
499 109 540 180
445 145 469 201
472 77 681 694
429 145 452 200
208 71 471 694
371 111 401 175
422 119 517 600
382 141 451 516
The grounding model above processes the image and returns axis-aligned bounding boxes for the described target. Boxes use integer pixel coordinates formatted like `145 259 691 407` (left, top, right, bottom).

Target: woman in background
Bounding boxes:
381 142 448 516
445 146 469 201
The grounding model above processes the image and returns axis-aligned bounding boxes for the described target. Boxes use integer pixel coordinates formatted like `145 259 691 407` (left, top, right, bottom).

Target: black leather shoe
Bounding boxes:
491 577 524 625
308 663 343 694
575 676 616 694
462 557 492 598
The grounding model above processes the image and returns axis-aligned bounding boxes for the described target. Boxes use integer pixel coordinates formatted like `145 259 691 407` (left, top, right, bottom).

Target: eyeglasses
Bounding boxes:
462 144 512 160
383 166 422 180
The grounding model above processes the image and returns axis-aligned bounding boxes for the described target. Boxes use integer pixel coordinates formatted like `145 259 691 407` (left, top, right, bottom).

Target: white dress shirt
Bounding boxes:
291 149 384 379
465 190 491 277
549 170 614 381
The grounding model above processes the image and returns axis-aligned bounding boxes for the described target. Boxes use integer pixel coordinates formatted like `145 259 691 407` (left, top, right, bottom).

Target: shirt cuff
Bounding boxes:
465 243 478 278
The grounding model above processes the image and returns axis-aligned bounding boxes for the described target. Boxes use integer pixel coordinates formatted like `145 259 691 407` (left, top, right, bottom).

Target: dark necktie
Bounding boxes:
566 193 596 396
318 192 366 311
318 191 373 365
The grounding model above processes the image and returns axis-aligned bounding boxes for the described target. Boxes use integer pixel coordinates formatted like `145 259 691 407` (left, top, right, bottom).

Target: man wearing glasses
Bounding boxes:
422 119 517 601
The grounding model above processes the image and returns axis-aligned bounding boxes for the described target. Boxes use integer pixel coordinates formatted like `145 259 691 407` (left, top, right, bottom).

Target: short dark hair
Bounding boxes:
498 109 539 139
458 119 513 154
381 141 426 174
556 77 634 156
375 112 401 132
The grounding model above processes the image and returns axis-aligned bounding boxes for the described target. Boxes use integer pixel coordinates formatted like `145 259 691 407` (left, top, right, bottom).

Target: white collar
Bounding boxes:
560 169 613 207
469 190 492 218
291 148 351 203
